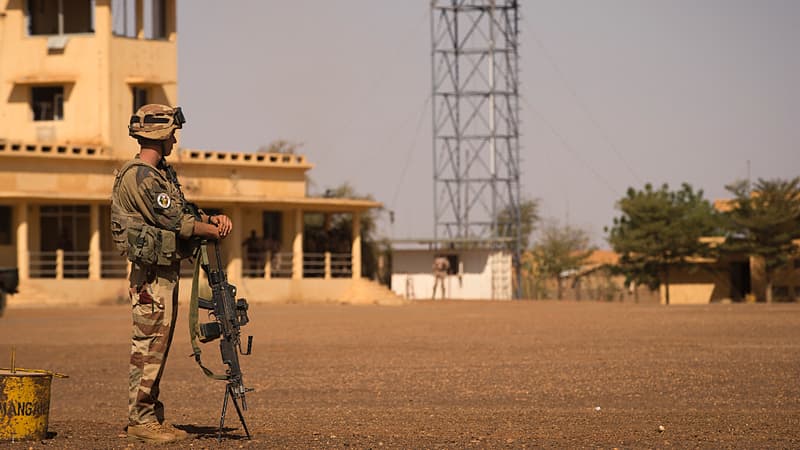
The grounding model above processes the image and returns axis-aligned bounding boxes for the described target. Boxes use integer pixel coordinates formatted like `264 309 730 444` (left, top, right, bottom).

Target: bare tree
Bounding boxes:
533 219 594 300
257 139 303 154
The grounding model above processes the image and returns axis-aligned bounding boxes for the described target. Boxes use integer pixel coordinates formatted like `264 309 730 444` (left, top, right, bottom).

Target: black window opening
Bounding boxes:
445 254 459 275
39 205 91 278
262 211 282 248
32 86 64 121
27 0 94 35
132 86 149 113
147 0 167 39
0 206 11 246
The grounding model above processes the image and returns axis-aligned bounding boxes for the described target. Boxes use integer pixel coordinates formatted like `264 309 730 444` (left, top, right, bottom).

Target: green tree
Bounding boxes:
304 183 385 281
723 177 800 303
532 220 594 300
606 183 720 305
496 197 540 250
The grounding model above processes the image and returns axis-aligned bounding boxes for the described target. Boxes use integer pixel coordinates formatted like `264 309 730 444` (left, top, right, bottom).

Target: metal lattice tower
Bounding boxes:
430 0 522 292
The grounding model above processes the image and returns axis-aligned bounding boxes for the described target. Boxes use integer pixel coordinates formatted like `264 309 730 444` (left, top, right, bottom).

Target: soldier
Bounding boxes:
110 104 233 443
432 254 450 300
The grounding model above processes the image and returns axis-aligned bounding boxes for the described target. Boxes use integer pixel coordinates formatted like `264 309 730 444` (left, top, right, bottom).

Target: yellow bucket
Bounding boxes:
0 369 55 441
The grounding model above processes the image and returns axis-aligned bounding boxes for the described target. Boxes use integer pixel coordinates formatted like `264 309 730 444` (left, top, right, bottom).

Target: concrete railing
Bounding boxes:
25 249 353 281
29 250 90 279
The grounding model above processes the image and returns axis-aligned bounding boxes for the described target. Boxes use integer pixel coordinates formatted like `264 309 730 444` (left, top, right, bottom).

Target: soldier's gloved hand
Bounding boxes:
210 214 233 238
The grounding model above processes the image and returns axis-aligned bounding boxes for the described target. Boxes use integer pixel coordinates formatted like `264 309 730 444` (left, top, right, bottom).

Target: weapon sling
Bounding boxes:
187 241 254 441
188 243 226 380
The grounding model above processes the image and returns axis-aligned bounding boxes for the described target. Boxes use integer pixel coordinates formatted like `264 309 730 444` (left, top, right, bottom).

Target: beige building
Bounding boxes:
662 239 800 305
0 0 402 306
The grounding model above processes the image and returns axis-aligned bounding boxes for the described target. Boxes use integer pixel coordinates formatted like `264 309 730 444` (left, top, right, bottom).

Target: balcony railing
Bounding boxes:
270 252 293 278
30 250 89 278
63 251 90 278
101 251 129 278
29 251 57 278
25 249 353 280
303 253 326 278
330 253 352 278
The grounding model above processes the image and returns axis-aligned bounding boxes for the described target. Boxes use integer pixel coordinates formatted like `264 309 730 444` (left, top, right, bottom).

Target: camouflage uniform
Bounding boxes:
432 256 450 300
111 156 197 426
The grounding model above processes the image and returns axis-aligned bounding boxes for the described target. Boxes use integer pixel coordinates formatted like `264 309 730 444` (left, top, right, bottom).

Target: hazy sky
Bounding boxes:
177 1 800 246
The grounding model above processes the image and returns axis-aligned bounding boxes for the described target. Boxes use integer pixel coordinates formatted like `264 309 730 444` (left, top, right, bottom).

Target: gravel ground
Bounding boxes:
1 301 799 449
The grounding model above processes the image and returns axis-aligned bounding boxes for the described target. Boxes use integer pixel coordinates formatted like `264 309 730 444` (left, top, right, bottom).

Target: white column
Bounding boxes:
351 212 361 280
292 209 303 279
16 202 29 280
56 249 64 280
89 203 101 280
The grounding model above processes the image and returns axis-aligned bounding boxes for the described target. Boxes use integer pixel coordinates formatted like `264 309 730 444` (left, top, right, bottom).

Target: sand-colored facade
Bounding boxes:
662 252 799 305
0 0 402 306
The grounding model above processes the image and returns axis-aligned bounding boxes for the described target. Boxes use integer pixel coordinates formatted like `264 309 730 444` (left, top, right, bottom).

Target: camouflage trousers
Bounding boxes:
432 274 447 299
128 262 180 425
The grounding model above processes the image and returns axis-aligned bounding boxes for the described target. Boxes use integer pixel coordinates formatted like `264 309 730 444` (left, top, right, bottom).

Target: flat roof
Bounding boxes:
391 237 514 251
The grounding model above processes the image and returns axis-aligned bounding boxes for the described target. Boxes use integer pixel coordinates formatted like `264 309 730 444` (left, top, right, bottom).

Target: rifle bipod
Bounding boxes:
217 381 252 441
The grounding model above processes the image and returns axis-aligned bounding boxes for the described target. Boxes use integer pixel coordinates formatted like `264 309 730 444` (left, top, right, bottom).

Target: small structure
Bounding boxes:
391 239 513 300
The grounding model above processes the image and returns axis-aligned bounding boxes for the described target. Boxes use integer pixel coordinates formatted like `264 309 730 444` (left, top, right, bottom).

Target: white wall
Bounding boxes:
391 249 511 300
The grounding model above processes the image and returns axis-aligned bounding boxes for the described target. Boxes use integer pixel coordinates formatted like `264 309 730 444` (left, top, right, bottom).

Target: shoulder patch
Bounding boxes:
156 193 172 209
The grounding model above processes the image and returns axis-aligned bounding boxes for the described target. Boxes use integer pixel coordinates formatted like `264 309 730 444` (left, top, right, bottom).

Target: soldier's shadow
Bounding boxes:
179 424 249 441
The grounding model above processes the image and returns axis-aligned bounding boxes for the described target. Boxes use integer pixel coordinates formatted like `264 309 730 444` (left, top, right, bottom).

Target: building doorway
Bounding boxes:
38 205 90 278
729 261 751 302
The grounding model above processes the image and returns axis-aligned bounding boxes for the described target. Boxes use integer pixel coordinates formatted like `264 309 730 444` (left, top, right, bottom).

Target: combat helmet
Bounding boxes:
128 104 186 141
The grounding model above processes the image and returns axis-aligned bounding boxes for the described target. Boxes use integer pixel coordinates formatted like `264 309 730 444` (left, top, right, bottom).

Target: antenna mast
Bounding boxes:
431 0 523 297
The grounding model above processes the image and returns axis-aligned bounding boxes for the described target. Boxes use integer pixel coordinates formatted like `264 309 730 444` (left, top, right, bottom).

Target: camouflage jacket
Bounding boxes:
110 156 197 265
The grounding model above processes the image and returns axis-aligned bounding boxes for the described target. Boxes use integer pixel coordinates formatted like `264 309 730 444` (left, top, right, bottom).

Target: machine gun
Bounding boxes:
189 240 253 440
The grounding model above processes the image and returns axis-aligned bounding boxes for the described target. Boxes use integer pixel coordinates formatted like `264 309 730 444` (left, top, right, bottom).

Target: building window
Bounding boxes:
39 205 90 278
132 86 149 113
145 0 167 39
112 0 136 37
0 206 11 245
32 86 64 121
444 254 459 275
113 0 168 39
39 205 90 252
27 0 94 35
263 211 282 245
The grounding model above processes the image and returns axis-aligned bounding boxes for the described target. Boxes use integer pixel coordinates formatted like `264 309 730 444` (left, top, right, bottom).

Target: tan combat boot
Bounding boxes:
127 421 178 443
161 421 190 441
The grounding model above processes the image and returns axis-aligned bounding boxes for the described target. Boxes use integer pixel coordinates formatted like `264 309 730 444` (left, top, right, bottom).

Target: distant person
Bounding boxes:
432 254 450 300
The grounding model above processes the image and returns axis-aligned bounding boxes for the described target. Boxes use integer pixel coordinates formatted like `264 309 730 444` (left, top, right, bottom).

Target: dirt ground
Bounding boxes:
0 301 798 449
